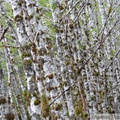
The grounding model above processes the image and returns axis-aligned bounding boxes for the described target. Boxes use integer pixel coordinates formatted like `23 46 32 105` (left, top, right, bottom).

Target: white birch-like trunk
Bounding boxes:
9 1 41 119
50 0 75 119
1 0 120 119
0 68 11 120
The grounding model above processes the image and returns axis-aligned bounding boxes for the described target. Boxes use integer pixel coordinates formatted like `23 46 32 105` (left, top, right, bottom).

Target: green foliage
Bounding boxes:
3 2 13 18
0 16 7 27
0 2 13 27
5 33 13 40
38 0 48 7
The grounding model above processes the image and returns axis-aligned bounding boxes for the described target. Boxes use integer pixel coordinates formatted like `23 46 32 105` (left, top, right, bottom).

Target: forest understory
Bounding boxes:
0 0 120 120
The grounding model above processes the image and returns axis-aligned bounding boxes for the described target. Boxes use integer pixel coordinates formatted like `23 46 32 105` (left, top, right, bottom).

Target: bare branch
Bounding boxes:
79 19 119 71
104 48 120 73
0 27 9 41
49 82 76 106
1 44 20 48
49 19 119 106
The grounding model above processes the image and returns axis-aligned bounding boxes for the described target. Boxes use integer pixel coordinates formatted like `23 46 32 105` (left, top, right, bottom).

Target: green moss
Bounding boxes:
38 47 47 55
23 60 32 65
14 14 23 21
41 30 45 35
74 99 86 119
75 106 82 117
22 91 27 97
28 3 32 7
117 96 120 102
26 101 30 107
46 86 54 92
52 4 56 10
29 14 34 19
23 91 31 98
27 92 31 98
108 96 114 101
36 15 42 20
100 91 104 101
93 71 100 76
32 92 37 97
90 96 96 100
40 94 49 118
65 61 70 65
55 103 63 111
55 27 59 33
5 113 15 120
24 44 31 49
34 99 40 105
21 52 31 59
59 5 64 10
74 105 85 119
46 73 54 79
61 81 67 87
0 98 6 104
32 47 37 53
69 23 74 29
52 114 57 120
41 77 45 81
60 29 63 33
28 3 36 7
24 15 30 20
17 1 22 6
75 91 80 96
24 91 31 107
20 44 31 51
36 8 40 13
108 107 115 113
8 82 11 86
